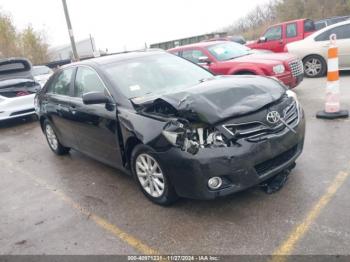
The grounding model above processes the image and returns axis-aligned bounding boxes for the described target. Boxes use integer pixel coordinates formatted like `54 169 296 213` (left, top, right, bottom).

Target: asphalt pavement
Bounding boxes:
1 73 350 256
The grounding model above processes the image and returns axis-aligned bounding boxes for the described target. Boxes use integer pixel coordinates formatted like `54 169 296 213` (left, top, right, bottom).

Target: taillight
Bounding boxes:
16 91 30 97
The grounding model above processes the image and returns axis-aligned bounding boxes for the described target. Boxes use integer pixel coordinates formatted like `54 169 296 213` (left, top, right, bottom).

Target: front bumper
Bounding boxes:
156 114 305 200
275 72 303 89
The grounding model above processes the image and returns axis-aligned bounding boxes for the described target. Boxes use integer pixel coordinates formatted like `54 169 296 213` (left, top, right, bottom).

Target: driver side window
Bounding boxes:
47 68 74 95
264 26 282 41
74 67 106 97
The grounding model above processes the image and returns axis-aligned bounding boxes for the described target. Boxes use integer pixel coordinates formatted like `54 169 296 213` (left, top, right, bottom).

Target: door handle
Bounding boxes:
68 105 77 114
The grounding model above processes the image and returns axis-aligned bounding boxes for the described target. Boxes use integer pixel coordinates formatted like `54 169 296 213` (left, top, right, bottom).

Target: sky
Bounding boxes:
0 0 267 53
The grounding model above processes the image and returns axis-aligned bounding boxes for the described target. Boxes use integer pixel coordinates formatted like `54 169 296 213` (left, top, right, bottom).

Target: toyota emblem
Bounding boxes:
266 111 281 124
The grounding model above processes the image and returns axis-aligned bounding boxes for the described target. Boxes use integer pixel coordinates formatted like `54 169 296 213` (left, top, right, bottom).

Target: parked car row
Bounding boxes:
286 20 350 77
4 16 347 205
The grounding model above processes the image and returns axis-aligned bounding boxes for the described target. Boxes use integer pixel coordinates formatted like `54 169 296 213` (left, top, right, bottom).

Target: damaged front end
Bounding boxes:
132 76 300 156
128 76 305 199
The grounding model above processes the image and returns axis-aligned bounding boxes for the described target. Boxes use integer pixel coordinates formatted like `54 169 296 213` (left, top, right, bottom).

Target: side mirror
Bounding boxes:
82 91 110 105
259 36 267 43
198 56 211 65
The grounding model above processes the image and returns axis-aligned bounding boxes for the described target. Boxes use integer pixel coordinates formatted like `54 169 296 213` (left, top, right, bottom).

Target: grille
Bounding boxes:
254 145 298 176
223 101 299 141
288 59 304 77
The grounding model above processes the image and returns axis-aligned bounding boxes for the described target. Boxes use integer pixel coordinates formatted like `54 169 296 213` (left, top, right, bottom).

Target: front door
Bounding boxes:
70 66 123 168
261 25 284 52
44 67 77 148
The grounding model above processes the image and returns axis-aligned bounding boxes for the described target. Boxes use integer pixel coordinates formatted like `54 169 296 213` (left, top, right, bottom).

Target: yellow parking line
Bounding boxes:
1 158 159 255
270 171 349 262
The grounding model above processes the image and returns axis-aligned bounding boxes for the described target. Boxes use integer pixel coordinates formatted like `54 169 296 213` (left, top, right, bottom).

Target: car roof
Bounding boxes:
309 19 350 38
271 18 310 27
168 41 229 51
65 49 166 68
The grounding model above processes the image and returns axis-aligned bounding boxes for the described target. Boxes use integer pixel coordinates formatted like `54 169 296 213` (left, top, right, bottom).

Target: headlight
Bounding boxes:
273 64 285 74
162 120 200 155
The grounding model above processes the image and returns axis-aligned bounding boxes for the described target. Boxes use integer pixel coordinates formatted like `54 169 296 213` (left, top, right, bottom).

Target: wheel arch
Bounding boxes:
302 54 327 64
124 136 143 169
232 70 257 75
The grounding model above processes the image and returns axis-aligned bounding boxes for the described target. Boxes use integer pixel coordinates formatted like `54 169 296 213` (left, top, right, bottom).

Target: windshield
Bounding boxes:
32 66 52 76
104 53 213 99
208 42 252 61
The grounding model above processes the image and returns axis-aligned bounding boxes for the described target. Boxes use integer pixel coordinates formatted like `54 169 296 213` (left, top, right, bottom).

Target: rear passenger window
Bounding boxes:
286 23 297 38
315 25 350 41
304 19 315 32
47 68 74 96
74 67 106 97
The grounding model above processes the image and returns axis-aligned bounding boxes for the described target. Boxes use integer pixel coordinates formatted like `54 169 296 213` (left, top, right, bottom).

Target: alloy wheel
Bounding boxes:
135 153 165 198
304 58 322 77
45 124 58 150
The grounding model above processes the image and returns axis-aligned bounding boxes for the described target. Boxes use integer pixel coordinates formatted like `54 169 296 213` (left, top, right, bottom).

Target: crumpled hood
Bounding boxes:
131 75 286 124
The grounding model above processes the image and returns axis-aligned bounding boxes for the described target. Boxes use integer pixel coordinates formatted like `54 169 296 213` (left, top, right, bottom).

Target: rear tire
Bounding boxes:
303 55 327 78
131 144 178 206
43 119 70 155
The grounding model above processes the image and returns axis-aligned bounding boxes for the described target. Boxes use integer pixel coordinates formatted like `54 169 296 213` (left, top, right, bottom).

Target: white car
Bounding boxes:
32 65 53 87
0 58 41 121
286 20 350 77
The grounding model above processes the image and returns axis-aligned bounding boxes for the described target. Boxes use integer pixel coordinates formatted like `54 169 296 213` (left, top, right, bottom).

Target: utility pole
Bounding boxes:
62 0 79 61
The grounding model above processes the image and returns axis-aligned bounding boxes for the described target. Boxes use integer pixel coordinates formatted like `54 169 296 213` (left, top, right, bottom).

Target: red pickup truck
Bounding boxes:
247 19 316 52
169 41 304 88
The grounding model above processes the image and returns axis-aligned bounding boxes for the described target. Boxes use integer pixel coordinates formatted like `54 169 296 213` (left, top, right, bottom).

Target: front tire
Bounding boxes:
43 120 70 155
131 144 178 205
303 55 327 78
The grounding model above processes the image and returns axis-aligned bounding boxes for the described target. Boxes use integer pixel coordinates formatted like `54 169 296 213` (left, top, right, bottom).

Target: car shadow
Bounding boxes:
0 115 38 129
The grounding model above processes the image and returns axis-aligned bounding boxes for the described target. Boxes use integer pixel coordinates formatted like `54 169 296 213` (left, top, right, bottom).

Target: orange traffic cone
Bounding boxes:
316 34 348 119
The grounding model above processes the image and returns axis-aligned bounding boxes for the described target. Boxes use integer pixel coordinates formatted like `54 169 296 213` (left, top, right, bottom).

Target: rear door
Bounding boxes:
285 22 299 45
314 24 350 68
44 67 77 148
69 66 123 167
332 24 350 68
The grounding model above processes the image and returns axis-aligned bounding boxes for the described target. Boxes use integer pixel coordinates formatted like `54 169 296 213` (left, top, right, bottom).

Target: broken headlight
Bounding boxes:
162 120 228 155
162 120 200 155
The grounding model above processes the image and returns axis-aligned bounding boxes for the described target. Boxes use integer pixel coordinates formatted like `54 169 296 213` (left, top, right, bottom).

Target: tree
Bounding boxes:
0 12 20 58
19 25 49 64
0 9 49 64
223 0 350 40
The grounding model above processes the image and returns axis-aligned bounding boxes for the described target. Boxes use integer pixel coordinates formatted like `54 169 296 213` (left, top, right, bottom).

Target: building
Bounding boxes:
150 32 227 50
48 37 99 62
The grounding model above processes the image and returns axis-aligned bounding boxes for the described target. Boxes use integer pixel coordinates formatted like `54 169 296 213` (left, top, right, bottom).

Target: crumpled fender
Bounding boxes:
117 108 169 149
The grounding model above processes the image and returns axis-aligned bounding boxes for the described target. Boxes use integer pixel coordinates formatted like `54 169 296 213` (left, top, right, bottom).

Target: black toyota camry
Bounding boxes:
35 50 305 205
